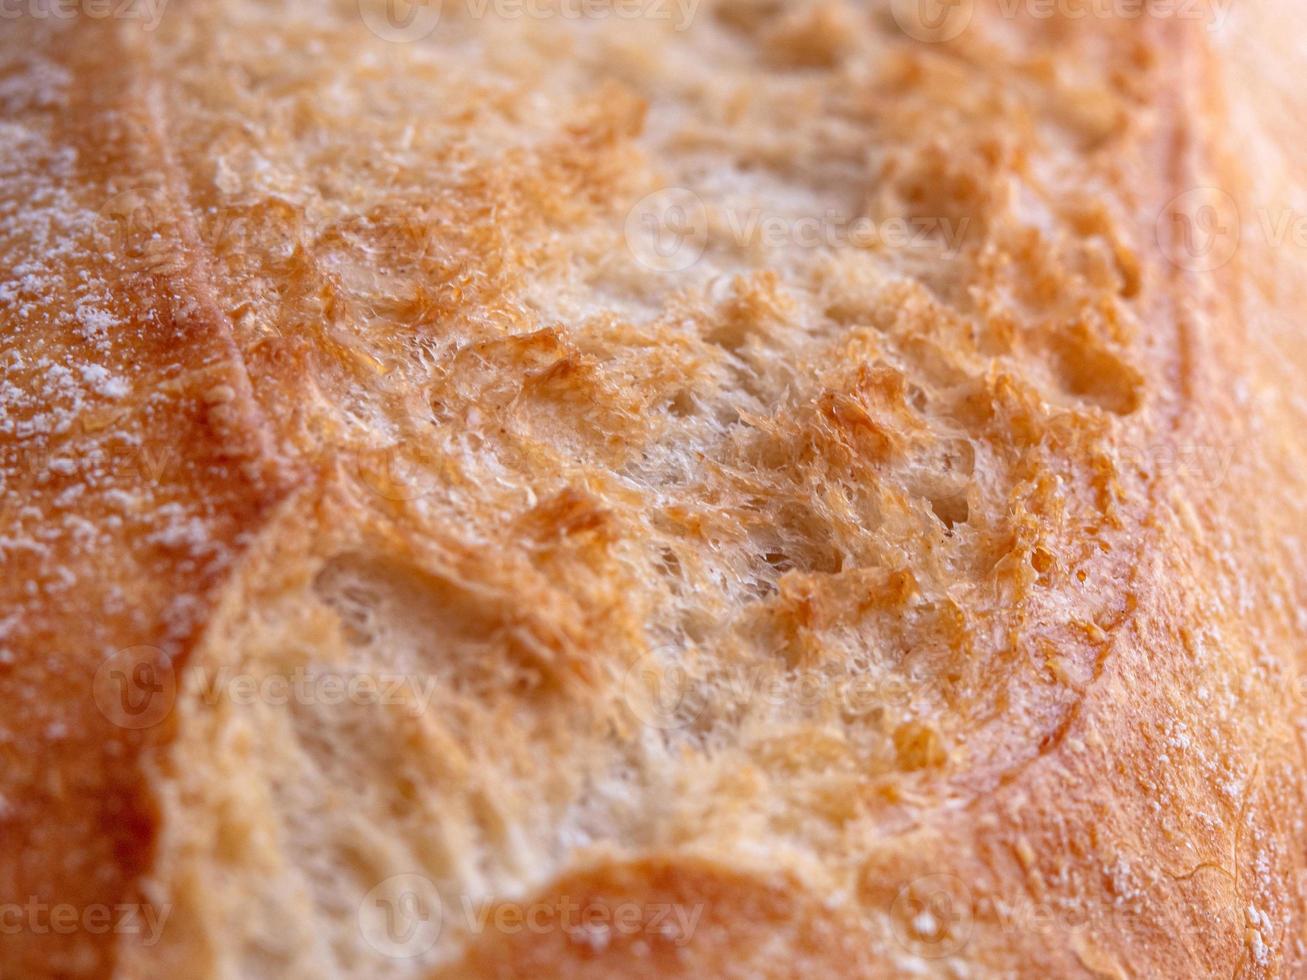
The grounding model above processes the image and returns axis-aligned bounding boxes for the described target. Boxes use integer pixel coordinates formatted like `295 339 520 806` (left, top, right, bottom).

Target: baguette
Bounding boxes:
3 1 1306 977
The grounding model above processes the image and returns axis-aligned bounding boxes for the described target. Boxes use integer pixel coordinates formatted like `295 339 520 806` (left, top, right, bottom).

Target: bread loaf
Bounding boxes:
3 0 1307 976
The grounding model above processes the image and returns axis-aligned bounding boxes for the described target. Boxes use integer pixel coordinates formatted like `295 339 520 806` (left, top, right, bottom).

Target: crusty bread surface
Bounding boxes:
3 0 1307 977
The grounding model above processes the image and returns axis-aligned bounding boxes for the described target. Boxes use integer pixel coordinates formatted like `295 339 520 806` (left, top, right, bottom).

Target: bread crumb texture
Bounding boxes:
2 1 1306 978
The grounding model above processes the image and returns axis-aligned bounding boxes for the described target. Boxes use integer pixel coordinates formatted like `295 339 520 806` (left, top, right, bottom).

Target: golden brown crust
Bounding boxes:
2 1 1306 977
0 15 297 976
